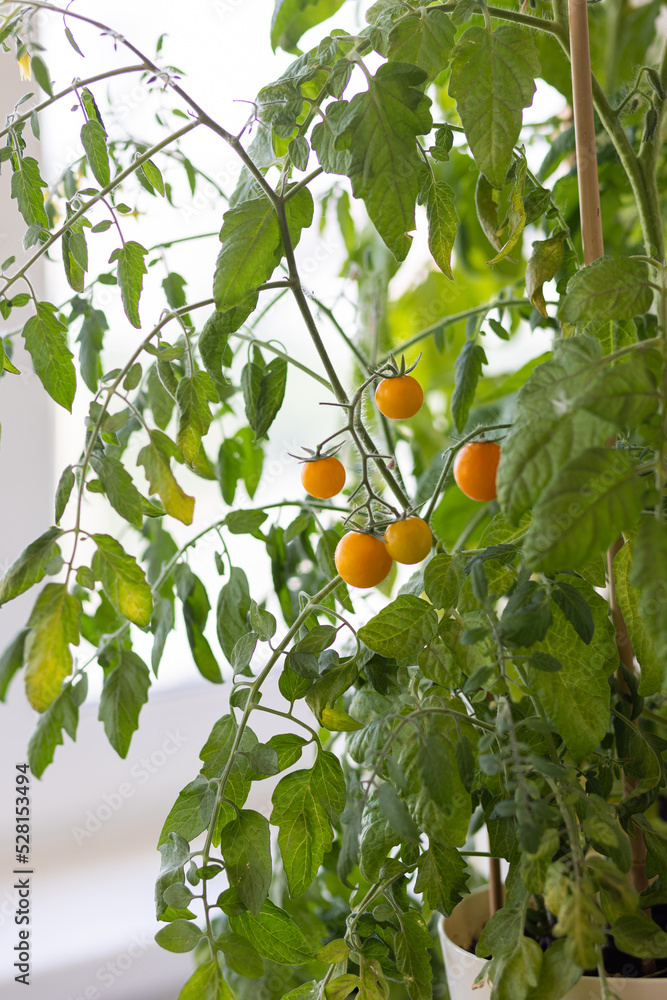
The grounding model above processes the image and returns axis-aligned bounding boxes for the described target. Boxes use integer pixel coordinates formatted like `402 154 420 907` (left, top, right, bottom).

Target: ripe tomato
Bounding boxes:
384 516 432 564
301 456 346 499
375 375 423 419
453 441 501 502
334 531 393 588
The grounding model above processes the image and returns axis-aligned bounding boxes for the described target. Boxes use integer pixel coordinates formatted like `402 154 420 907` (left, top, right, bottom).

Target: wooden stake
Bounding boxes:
488 857 503 917
568 0 605 264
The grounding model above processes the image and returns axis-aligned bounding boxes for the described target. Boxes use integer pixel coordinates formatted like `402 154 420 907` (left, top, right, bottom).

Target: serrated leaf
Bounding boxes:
158 774 216 847
220 810 272 915
229 900 314 965
24 584 81 712
199 304 252 389
551 581 594 644
523 448 645 572
451 339 487 431
271 753 345 896
611 912 667 960
254 357 287 439
138 430 195 525
577 356 659 428
91 533 153 625
0 630 28 702
449 26 539 188
559 257 652 323
176 371 218 465
110 241 148 328
77 306 108 392
415 841 470 915
496 337 615 523
334 61 431 260
216 567 251 661
394 910 433 1000
11 156 48 228
22 302 76 410
423 553 464 610
27 679 83 777
98 650 150 757
525 232 566 317
178 959 232 999
377 783 421 842
358 595 438 659
214 189 313 311
55 465 75 524
80 119 109 187
424 179 458 280
487 156 526 264
387 9 455 82
0 528 63 606
311 100 352 175
141 158 164 196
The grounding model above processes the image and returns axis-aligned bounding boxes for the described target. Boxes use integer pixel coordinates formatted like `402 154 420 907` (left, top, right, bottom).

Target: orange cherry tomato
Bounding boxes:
384 516 433 564
375 375 423 419
301 456 346 499
453 441 501 502
334 531 393 589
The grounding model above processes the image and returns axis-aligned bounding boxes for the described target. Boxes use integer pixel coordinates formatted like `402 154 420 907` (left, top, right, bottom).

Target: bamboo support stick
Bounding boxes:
568 0 605 264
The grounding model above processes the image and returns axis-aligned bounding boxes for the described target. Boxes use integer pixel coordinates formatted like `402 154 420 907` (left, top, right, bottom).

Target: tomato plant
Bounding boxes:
1 1 667 999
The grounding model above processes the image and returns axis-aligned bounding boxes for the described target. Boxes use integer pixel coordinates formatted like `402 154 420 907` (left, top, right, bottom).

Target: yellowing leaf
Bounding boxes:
24 584 81 712
137 429 195 525
91 533 153 626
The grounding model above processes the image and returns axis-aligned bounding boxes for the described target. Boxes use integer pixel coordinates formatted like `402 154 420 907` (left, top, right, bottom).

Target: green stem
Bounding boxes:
1 119 200 295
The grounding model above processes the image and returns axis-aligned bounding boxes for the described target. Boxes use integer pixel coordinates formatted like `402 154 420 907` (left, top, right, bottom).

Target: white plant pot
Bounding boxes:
440 887 664 1000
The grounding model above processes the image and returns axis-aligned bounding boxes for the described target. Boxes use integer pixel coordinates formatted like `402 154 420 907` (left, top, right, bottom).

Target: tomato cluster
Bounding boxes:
298 372 501 590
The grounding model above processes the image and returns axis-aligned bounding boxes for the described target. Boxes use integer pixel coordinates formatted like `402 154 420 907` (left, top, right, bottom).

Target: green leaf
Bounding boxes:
394 910 433 1000
270 0 345 52
24 584 81 712
215 932 264 978
178 959 232 999
577 356 659 428
55 465 75 524
229 899 314 965
630 516 667 690
254 357 287 440
523 448 645 572
249 600 276 640
487 156 527 265
27 678 84 777
415 841 470 916
11 156 48 228
614 539 660 695
525 939 581 1000
141 158 165 196
526 581 617 757
451 339 487 431
214 189 313 310
158 774 217 847
31 54 53 95
109 241 148 328
496 337 615 523
423 179 458 280
176 371 218 465
77 307 108 392
216 567 251 661
98 650 151 757
138 430 195 525
155 918 203 953
611 912 667 960
550 581 594 644
525 232 567 317
335 61 432 260
219 810 272 915
576 318 637 356
377 783 421 842
0 630 28 702
311 101 352 175
559 257 652 323
91 533 153 625
449 26 539 188
80 119 110 187
22 302 77 410
0 528 63 606
89 454 148 528
423 553 464 610
271 753 345 896
177 567 222 684
358 595 438 659
387 10 455 82
198 306 248 390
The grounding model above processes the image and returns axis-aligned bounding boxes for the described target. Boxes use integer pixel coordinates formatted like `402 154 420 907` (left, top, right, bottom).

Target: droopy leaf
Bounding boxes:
98 650 151 758
22 302 76 411
25 584 81 712
0 528 63 606
109 241 148 328
138 430 195 525
91 533 153 626
525 231 567 317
